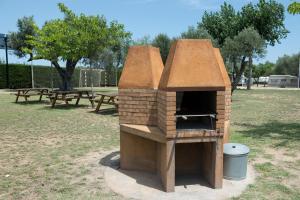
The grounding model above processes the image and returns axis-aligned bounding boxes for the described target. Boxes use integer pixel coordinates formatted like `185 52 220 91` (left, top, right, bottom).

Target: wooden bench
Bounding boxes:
49 92 77 107
49 90 94 108
94 93 118 112
14 88 49 103
73 93 95 108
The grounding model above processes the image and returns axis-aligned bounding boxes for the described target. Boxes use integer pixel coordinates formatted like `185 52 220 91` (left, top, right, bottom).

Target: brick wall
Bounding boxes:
118 89 158 126
119 88 231 139
157 90 176 137
216 89 231 134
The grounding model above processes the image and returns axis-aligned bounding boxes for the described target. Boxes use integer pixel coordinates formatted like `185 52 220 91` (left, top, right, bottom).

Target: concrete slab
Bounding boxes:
103 151 256 200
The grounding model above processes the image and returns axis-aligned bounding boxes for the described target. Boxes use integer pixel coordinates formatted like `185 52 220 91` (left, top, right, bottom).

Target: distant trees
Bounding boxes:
273 53 300 76
135 27 217 66
250 53 300 82
133 35 152 45
180 26 218 47
152 34 171 64
199 0 288 92
251 62 275 86
150 27 217 65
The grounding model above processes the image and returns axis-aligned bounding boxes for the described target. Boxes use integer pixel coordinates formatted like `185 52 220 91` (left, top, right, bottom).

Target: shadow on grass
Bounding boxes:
13 100 49 105
236 121 300 146
39 104 88 110
89 108 118 116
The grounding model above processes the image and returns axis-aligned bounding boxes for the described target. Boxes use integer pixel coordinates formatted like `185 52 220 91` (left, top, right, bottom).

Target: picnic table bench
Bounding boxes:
49 90 94 108
94 92 118 112
14 88 49 103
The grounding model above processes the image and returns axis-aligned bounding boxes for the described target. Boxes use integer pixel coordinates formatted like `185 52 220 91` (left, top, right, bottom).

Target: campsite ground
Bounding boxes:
0 88 299 199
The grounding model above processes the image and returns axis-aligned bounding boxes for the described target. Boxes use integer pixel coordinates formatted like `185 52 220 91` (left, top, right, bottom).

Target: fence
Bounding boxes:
0 64 122 89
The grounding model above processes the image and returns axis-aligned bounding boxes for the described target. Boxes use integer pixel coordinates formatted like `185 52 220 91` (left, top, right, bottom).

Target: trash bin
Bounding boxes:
223 143 250 180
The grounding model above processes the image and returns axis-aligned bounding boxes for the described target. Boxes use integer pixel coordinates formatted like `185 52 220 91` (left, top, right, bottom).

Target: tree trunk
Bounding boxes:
247 56 253 90
231 56 247 94
52 60 77 91
60 71 72 91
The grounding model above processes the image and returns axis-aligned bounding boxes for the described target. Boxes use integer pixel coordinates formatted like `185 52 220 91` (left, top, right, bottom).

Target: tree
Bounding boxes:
273 53 300 76
222 27 266 92
86 37 131 85
181 26 218 46
9 16 37 60
200 0 288 47
152 33 171 64
288 2 300 14
26 3 131 90
239 0 288 46
250 62 274 86
132 35 152 45
200 3 240 46
200 0 287 92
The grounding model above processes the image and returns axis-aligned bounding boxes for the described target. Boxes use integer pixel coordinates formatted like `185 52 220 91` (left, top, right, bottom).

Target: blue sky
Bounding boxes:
0 0 299 65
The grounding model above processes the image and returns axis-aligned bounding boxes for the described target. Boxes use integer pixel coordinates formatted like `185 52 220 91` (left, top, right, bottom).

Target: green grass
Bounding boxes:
0 89 120 199
0 88 299 199
230 89 300 200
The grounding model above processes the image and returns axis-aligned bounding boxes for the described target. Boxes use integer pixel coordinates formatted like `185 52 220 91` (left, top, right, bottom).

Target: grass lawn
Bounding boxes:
0 88 299 199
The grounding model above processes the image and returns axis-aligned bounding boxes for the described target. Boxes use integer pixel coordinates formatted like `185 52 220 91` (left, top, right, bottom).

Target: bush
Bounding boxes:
0 64 31 89
0 64 81 89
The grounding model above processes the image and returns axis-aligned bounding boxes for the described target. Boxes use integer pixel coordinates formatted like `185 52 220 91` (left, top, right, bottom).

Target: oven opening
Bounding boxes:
175 142 215 187
176 91 216 130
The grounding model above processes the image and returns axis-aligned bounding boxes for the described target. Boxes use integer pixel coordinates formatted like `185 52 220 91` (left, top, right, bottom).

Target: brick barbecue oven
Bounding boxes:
118 39 231 192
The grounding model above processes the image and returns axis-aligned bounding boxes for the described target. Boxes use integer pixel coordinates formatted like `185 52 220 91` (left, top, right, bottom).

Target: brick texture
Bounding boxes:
119 89 158 126
119 88 231 139
216 88 231 139
157 90 176 137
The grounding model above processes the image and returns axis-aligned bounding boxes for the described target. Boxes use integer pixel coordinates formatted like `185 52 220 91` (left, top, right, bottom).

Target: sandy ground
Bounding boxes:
80 150 256 200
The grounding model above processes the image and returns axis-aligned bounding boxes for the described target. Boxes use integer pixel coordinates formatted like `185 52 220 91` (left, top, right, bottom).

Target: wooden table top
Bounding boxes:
51 90 92 94
96 92 118 97
15 88 48 91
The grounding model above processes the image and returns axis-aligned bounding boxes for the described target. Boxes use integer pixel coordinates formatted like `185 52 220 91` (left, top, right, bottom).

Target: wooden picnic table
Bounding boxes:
94 92 118 112
49 90 94 108
14 88 49 103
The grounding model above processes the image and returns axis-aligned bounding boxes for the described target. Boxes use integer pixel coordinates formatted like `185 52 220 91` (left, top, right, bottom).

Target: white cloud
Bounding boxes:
180 0 225 10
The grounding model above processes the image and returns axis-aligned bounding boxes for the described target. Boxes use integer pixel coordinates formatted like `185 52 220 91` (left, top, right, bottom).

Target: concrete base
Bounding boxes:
103 151 256 200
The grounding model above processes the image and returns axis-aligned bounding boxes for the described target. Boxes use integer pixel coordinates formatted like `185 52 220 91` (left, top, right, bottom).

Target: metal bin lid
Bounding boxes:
224 143 250 155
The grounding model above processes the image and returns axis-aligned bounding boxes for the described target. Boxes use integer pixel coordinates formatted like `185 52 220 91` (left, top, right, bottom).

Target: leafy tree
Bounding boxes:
26 3 131 90
133 35 152 45
152 33 171 64
288 2 300 14
86 37 131 85
273 53 300 76
248 62 274 86
181 26 218 46
200 3 240 46
222 27 266 91
239 0 288 46
200 0 287 92
9 16 37 60
200 0 288 47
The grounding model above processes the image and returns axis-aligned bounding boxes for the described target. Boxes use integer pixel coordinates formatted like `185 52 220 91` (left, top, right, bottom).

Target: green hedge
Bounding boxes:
0 64 31 89
0 64 120 89
0 64 81 89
